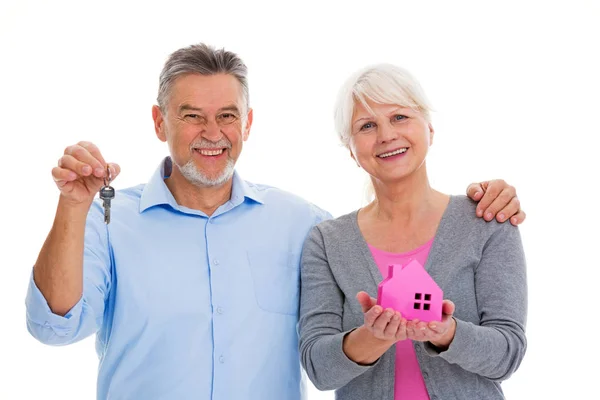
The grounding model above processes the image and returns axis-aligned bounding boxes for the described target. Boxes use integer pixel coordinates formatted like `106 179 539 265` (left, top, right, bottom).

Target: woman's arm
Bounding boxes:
343 291 407 364
299 227 403 390
424 222 528 381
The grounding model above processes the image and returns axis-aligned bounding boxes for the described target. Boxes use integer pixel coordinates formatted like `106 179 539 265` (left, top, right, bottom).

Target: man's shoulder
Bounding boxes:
117 183 146 198
245 180 332 223
114 183 146 207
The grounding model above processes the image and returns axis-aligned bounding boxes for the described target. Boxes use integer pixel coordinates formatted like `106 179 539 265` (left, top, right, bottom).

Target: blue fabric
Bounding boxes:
26 157 331 400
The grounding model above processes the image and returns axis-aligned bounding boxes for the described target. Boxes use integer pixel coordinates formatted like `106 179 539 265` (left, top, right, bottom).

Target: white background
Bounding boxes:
1 1 599 399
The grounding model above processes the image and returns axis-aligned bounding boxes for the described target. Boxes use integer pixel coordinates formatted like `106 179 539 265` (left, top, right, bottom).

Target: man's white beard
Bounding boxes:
179 157 235 187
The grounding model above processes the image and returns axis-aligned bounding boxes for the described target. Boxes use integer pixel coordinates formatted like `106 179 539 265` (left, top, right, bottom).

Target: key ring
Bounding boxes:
103 165 112 186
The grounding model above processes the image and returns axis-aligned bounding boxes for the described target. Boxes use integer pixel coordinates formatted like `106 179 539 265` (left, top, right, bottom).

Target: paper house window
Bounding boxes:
414 293 432 310
376 261 443 322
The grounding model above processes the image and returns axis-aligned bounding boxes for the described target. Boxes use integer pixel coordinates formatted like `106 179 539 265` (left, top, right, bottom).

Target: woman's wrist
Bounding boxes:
429 317 457 350
343 326 395 365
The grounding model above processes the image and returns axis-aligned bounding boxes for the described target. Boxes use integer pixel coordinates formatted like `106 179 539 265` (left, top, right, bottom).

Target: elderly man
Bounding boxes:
26 43 525 400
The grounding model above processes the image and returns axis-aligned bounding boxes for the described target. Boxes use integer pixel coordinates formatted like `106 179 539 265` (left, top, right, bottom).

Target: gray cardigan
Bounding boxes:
299 196 527 400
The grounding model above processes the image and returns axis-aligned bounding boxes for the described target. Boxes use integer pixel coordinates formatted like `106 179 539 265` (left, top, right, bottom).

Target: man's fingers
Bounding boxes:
466 183 484 201
77 141 107 169
107 162 121 181
482 185 515 221
495 196 521 223
52 167 77 183
475 181 498 217
510 209 526 226
59 154 96 177
64 144 105 177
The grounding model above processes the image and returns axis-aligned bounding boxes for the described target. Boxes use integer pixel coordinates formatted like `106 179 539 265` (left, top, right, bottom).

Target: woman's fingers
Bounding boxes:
372 308 394 338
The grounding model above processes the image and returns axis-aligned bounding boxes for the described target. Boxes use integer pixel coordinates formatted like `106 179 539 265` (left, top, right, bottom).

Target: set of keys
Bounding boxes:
99 165 115 224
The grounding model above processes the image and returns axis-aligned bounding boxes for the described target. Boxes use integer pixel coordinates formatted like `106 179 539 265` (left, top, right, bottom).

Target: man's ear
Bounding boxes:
242 108 253 141
153 105 167 142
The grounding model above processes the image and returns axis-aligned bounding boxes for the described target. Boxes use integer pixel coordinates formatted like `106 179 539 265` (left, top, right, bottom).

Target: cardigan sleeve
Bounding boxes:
424 221 528 381
298 225 376 391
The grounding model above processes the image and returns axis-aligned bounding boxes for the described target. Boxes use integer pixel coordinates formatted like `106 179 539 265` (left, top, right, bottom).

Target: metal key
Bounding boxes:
99 166 115 224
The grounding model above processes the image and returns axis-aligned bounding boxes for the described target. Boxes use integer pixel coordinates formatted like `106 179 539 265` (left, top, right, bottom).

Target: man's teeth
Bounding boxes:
378 148 408 158
197 149 224 156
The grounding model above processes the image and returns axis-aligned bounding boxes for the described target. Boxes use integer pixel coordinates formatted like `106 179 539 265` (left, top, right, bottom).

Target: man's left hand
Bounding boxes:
467 179 526 226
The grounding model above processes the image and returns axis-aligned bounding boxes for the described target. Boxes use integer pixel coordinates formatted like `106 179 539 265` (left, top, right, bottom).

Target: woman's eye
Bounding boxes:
361 122 375 130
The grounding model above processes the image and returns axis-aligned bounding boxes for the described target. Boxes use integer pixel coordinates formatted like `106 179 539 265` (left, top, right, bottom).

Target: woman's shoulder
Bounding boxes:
443 195 520 240
313 210 358 235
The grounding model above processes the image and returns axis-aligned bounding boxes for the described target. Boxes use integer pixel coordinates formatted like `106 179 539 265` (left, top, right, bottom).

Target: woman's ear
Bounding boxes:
428 123 435 145
350 149 360 167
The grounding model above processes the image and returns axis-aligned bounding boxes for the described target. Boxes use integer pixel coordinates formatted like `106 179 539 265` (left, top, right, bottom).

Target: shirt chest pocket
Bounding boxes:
247 249 300 316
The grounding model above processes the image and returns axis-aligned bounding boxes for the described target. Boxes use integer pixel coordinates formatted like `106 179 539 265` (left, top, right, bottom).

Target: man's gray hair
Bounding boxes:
157 43 249 113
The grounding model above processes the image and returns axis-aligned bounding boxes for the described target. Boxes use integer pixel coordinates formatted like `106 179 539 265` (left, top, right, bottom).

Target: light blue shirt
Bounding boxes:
26 157 331 400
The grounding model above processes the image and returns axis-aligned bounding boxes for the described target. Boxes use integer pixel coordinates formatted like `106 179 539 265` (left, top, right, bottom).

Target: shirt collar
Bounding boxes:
139 157 264 213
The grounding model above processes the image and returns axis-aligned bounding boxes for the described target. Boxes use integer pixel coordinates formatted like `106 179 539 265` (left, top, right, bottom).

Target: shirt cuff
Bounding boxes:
25 269 84 337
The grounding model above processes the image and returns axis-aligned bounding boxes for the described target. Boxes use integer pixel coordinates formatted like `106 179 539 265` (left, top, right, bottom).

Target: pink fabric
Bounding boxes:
368 240 433 400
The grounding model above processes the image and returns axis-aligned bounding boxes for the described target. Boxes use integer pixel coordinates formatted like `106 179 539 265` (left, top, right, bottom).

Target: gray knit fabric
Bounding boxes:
299 195 527 400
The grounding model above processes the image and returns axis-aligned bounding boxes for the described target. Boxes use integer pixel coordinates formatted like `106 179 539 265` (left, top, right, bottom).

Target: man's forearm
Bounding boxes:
32 197 90 316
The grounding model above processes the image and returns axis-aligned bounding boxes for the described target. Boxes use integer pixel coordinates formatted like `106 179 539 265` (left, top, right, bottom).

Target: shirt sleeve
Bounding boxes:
25 201 112 346
423 222 528 381
310 203 333 226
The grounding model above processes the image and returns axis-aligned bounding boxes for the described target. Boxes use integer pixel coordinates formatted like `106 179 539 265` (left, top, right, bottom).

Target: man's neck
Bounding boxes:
164 167 233 216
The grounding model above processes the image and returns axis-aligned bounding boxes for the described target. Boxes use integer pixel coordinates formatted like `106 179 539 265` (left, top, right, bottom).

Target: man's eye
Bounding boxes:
183 114 205 124
219 113 237 123
394 115 407 121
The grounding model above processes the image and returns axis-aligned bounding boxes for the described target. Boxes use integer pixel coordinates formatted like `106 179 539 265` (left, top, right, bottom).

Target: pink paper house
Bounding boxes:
377 260 443 322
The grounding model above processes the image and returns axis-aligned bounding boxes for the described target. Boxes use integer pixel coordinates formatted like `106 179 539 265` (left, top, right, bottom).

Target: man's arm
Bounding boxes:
26 141 118 345
33 199 90 316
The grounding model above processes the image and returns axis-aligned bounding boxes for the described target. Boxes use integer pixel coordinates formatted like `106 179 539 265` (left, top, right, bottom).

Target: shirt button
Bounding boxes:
423 372 429 379
219 356 225 363
216 307 223 314
213 259 219 266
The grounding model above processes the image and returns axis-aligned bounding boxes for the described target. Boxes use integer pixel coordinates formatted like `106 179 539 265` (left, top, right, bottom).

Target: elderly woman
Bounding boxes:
299 64 527 400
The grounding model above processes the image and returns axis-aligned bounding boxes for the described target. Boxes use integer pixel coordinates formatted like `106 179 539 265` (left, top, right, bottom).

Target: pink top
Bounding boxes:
368 239 434 400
